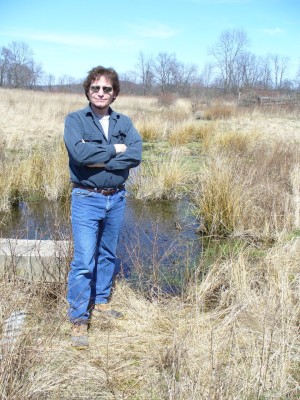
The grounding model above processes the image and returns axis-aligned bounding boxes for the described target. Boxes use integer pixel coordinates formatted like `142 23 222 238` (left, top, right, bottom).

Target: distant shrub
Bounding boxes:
203 103 235 120
157 93 177 108
136 120 161 142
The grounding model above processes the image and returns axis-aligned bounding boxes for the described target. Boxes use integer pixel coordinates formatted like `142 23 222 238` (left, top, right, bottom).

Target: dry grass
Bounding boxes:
0 139 70 211
0 89 299 239
0 89 85 150
167 120 207 146
0 88 299 238
203 102 236 120
193 127 300 239
129 149 191 200
0 236 299 399
0 88 300 398
135 115 167 142
194 156 245 236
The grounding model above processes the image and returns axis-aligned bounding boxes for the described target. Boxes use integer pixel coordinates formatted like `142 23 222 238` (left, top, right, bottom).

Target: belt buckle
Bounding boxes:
101 187 115 195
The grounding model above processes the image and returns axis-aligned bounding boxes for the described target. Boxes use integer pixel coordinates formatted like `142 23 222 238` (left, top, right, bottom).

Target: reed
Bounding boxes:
194 155 244 236
203 102 236 120
168 120 203 146
135 115 165 142
193 127 300 240
0 236 299 399
0 88 299 398
128 148 191 200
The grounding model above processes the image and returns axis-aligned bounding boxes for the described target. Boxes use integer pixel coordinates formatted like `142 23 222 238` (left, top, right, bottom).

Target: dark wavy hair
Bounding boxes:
83 66 120 100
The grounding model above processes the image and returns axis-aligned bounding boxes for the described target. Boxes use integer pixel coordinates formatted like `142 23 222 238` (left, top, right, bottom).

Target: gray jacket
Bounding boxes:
64 104 142 188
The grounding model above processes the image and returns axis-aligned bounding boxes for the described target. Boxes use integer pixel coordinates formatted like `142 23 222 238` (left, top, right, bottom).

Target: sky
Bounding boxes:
0 0 299 83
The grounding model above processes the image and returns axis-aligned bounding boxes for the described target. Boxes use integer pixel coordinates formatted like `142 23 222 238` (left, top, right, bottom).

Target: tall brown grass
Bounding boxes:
0 88 299 399
129 148 191 200
194 156 245 236
0 237 299 399
194 134 300 240
203 102 236 120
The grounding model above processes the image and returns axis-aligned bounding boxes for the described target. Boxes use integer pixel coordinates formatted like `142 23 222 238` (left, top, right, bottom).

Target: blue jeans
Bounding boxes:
67 187 126 323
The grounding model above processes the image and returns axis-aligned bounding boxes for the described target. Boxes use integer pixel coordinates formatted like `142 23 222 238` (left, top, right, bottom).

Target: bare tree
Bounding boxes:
0 47 13 86
270 54 289 89
136 51 154 95
200 63 213 88
173 61 199 96
235 52 269 89
209 28 250 93
57 74 79 92
296 60 300 89
0 41 45 88
153 52 179 93
46 73 56 90
27 60 43 88
8 41 34 87
257 57 273 89
235 52 255 88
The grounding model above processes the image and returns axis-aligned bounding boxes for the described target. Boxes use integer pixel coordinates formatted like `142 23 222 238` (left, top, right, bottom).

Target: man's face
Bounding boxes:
88 76 116 112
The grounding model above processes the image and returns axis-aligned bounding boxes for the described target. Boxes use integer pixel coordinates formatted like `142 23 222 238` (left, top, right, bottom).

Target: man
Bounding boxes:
64 66 142 348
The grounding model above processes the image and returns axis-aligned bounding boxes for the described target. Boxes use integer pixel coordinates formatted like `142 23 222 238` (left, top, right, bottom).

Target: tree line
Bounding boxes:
1 29 299 96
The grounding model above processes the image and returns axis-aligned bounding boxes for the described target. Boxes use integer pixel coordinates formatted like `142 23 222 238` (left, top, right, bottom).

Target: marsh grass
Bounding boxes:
0 140 70 211
0 235 299 399
135 116 166 142
0 88 300 398
211 128 261 154
194 156 245 236
194 128 300 240
203 102 236 120
167 120 207 146
128 149 191 200
1 88 299 239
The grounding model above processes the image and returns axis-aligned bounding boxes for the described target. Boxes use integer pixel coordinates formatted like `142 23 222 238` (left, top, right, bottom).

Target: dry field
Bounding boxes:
0 88 300 399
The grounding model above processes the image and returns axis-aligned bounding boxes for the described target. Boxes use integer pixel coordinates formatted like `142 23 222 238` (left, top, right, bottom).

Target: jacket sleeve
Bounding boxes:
64 113 116 165
105 121 142 171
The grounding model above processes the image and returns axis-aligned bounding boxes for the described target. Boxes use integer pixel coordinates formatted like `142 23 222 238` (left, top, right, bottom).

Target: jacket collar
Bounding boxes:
85 104 120 121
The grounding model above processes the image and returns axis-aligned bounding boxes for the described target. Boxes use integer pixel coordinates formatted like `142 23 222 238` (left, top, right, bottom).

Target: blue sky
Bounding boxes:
1 0 299 82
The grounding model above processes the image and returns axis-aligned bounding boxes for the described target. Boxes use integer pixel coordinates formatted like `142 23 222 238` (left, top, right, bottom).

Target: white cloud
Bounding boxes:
128 22 178 38
261 28 285 36
0 29 111 47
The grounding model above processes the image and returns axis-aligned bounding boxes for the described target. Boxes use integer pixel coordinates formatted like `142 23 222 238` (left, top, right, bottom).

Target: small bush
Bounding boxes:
194 156 244 236
203 103 235 120
168 121 197 146
157 93 177 108
135 119 161 142
128 149 192 200
213 129 260 154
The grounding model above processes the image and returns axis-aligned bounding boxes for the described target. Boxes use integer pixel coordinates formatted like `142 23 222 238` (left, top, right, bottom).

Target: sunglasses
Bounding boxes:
90 85 113 94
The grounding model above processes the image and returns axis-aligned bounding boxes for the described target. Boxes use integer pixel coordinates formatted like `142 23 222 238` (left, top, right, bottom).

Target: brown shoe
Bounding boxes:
71 323 89 349
93 303 124 319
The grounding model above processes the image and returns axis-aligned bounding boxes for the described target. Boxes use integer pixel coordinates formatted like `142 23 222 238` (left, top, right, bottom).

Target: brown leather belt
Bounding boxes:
73 183 125 196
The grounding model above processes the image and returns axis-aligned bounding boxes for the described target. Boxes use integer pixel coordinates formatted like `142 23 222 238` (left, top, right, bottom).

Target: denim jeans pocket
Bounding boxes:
119 189 126 199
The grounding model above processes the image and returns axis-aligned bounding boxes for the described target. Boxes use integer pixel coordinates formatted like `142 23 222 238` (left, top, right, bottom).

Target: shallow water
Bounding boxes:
0 197 202 291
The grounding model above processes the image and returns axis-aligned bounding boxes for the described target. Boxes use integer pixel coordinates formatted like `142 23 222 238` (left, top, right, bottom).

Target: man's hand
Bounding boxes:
114 144 127 154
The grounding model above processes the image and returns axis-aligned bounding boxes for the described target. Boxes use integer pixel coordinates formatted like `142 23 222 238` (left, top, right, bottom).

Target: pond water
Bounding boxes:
0 197 202 292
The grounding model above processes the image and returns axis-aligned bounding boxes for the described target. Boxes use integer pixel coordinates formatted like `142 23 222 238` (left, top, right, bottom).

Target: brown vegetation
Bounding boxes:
0 88 300 399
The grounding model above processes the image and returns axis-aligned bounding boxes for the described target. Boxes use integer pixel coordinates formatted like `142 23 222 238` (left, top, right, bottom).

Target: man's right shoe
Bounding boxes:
93 303 125 319
71 323 89 349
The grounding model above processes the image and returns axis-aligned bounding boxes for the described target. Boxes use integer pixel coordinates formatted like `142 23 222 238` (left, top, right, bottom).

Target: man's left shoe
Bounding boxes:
93 303 125 319
71 323 89 349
